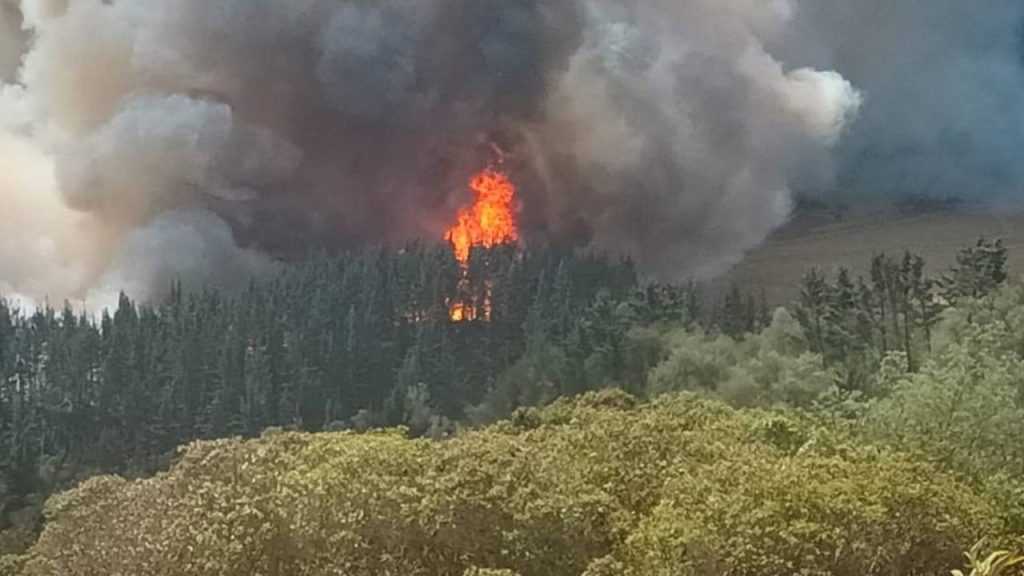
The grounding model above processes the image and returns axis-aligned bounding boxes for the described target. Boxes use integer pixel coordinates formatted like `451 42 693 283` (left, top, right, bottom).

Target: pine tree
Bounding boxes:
795 268 832 368
942 238 1008 302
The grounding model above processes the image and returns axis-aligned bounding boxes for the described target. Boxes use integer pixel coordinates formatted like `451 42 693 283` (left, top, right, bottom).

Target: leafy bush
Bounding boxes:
865 283 1024 483
867 343 1024 481
648 310 840 410
624 455 999 576
11 392 1005 576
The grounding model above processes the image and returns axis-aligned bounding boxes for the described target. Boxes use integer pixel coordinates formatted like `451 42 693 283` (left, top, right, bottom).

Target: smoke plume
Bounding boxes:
778 0 1024 202
0 0 865 306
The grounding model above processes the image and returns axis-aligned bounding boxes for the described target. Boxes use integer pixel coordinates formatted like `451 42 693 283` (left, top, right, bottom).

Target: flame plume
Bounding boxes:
445 169 519 265
445 167 519 322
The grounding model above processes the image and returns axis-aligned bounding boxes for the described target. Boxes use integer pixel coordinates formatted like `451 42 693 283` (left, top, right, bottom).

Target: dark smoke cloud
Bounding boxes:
0 0 862 307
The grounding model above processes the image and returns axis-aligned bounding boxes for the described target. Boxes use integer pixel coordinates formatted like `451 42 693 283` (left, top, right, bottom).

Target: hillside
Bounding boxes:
733 208 1024 305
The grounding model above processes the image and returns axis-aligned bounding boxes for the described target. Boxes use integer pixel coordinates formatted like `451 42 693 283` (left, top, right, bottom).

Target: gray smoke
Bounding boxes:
0 0 864 307
779 0 1024 201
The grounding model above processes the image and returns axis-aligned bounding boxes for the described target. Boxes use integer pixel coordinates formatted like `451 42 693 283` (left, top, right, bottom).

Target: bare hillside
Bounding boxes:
732 209 1024 305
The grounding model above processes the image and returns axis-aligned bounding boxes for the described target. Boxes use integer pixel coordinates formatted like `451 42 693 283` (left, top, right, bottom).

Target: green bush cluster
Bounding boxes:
6 391 1006 576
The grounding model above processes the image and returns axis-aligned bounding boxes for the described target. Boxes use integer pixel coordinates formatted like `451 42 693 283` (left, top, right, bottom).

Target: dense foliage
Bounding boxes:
6 391 1008 576
2 238 1023 574
0 245 704 547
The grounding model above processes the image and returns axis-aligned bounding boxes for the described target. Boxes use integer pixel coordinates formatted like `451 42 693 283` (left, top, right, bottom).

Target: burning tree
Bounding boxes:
445 165 520 322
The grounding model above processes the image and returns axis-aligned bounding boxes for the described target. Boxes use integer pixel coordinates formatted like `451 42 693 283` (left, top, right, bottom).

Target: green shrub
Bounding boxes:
14 393 1006 576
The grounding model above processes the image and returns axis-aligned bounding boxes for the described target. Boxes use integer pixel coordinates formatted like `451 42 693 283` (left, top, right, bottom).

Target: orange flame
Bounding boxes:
445 167 519 322
449 301 469 323
445 169 519 264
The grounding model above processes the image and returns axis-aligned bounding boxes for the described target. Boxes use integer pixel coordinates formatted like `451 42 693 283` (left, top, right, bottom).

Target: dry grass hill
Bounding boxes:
732 206 1024 305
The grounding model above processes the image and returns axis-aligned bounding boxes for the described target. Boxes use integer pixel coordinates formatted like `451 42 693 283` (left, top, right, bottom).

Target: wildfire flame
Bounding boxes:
445 169 519 265
449 301 470 323
445 166 519 322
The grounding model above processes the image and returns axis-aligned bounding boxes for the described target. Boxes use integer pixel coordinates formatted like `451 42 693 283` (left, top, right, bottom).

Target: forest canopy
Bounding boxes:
2 239 1024 575
5 390 1012 576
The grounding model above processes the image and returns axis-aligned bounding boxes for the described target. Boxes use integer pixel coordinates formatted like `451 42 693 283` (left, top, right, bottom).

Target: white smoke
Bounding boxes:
0 0 864 307
525 0 859 275
86 209 279 311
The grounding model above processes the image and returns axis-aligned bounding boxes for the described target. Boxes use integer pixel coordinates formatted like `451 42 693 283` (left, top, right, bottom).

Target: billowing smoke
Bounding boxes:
779 0 1024 202
0 0 863 307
